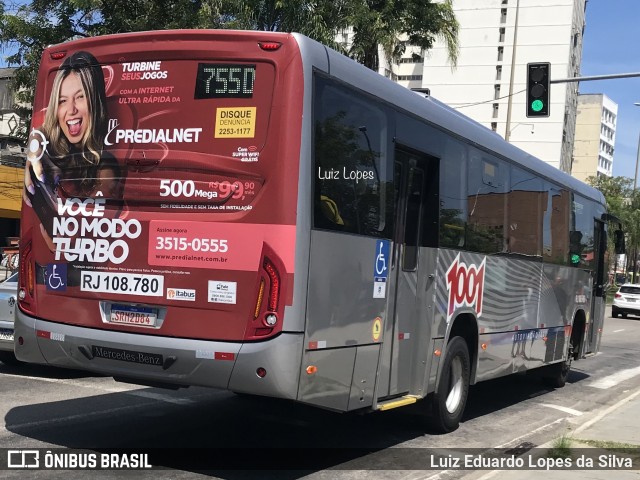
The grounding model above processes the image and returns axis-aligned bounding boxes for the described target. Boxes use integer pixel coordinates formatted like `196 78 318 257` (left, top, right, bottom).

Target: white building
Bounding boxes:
0 68 27 168
571 94 617 182
383 0 586 173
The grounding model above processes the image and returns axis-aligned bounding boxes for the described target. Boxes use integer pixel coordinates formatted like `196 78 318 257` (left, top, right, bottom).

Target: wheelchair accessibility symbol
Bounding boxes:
373 240 389 299
45 263 67 292
374 240 390 279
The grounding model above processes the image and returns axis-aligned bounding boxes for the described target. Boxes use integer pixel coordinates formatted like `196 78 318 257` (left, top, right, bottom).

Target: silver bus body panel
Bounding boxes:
298 230 386 410
305 230 386 348
297 343 380 411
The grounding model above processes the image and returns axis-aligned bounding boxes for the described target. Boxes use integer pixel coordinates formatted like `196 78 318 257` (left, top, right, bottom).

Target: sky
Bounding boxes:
1 0 638 183
580 0 640 182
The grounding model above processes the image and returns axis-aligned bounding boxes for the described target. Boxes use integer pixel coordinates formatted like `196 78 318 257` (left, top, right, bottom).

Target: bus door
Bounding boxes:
378 147 439 398
585 219 607 354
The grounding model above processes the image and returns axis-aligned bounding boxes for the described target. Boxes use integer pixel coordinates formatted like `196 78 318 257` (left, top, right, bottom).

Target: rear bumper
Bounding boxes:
15 308 304 399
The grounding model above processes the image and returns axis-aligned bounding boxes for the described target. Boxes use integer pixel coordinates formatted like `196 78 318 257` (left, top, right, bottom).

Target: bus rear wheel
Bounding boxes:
543 343 573 388
428 336 470 433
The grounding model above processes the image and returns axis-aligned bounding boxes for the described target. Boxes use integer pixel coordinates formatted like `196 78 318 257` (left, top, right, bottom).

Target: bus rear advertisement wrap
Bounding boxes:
19 32 303 345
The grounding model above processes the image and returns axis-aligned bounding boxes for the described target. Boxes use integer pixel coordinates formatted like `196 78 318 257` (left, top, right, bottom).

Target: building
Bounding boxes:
382 0 586 173
571 93 616 182
0 68 26 243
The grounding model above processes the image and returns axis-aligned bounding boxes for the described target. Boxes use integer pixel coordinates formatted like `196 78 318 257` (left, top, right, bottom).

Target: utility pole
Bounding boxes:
504 0 520 142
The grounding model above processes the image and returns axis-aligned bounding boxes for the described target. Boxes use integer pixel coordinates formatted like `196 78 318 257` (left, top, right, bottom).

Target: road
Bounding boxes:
1 308 640 479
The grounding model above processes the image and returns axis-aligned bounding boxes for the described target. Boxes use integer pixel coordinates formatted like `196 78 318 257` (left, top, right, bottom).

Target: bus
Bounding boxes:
15 30 623 433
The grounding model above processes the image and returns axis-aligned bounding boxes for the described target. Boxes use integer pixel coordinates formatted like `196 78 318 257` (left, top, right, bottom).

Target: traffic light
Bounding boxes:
526 62 550 117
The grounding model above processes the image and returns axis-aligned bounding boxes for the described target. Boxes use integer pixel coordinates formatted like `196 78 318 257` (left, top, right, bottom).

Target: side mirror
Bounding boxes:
615 230 626 255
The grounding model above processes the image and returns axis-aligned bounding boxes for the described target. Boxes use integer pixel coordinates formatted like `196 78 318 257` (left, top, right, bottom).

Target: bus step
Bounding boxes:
376 395 420 411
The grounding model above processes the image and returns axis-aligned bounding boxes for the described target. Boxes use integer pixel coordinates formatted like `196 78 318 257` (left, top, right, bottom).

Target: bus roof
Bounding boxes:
294 32 606 206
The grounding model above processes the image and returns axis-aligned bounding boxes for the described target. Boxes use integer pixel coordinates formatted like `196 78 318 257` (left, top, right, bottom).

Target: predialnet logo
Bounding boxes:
166 288 196 301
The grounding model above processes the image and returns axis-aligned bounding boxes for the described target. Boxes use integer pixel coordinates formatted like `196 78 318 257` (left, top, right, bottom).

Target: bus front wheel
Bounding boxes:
428 336 470 433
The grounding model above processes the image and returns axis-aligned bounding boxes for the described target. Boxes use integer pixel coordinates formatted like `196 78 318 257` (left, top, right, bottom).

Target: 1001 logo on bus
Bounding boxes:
445 254 486 322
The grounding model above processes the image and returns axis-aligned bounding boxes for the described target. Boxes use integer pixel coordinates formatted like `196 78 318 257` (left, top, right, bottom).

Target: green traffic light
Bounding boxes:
531 99 544 112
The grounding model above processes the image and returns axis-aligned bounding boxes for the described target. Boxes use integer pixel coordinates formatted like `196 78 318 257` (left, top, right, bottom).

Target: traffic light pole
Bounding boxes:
550 72 640 83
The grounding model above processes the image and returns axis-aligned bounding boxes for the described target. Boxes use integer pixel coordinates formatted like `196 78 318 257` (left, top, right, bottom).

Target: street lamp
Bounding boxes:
633 103 640 191
631 103 640 282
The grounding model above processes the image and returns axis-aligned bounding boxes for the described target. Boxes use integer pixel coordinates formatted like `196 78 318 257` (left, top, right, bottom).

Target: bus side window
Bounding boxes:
312 75 392 238
439 139 467 249
466 151 508 254
543 182 570 265
507 166 543 257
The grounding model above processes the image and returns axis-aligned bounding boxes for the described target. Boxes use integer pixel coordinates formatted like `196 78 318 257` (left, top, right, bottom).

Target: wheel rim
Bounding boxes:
445 356 464 413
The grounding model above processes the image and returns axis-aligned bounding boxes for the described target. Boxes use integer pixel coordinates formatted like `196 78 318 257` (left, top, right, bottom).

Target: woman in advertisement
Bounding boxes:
24 50 124 240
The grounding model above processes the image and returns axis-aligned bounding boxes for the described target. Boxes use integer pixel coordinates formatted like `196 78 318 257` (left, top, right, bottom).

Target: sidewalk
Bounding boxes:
462 388 640 479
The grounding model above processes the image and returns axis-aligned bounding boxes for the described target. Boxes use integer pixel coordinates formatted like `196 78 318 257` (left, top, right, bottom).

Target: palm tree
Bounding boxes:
208 0 459 71
206 0 350 50
346 0 459 71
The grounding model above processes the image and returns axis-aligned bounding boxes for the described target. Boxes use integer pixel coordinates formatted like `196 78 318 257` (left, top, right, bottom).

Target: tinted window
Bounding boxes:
439 139 467 249
571 194 595 269
403 163 424 271
507 167 543 256
543 182 569 265
620 286 640 295
466 150 508 254
313 76 392 237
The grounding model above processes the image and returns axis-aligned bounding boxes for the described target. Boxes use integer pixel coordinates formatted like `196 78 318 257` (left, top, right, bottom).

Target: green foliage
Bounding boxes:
346 0 459 71
586 175 638 277
0 0 206 137
547 434 573 460
586 175 632 220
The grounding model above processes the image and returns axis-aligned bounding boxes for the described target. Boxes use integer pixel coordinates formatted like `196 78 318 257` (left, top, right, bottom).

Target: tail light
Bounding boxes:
258 42 281 51
253 279 265 319
246 254 285 340
50 50 67 60
19 240 35 310
615 293 622 298
263 257 280 312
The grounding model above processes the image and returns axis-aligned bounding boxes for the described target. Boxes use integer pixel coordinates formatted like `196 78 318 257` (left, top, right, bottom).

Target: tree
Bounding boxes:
587 175 639 281
345 0 459 71
199 0 348 49
586 175 631 221
0 0 206 135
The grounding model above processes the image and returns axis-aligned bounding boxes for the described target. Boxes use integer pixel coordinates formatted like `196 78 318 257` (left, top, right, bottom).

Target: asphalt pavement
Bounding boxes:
461 306 640 479
462 387 640 479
